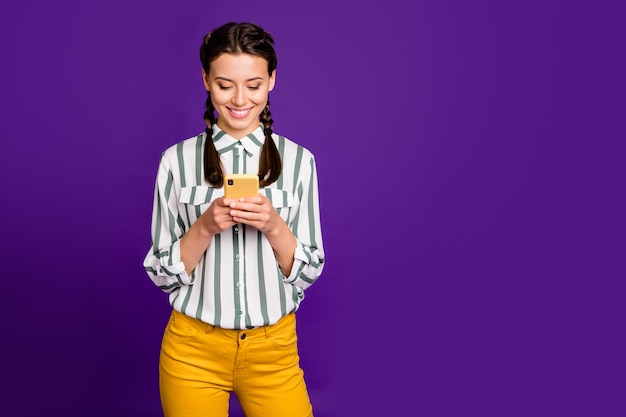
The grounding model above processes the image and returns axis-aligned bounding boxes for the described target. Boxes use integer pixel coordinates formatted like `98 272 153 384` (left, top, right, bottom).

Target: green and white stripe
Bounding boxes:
143 124 325 329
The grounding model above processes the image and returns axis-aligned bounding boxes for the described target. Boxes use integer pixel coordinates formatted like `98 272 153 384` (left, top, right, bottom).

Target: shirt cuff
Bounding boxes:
159 240 193 285
285 245 308 283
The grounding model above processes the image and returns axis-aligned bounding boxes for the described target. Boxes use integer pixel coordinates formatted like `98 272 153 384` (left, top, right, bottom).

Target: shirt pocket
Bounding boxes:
179 186 223 212
261 188 295 221
179 186 294 222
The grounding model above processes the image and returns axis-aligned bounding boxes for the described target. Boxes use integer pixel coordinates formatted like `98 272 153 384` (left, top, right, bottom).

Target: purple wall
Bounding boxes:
1 0 624 416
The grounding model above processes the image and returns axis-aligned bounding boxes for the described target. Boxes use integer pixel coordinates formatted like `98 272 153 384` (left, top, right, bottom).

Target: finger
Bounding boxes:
229 201 259 212
232 216 261 228
239 196 263 204
229 209 247 219
232 208 265 221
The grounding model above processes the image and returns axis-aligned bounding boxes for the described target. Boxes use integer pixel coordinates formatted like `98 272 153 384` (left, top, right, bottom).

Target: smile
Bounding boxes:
228 107 252 118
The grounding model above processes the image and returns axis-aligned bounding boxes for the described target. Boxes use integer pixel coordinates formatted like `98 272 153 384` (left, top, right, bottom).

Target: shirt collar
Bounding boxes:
210 124 265 156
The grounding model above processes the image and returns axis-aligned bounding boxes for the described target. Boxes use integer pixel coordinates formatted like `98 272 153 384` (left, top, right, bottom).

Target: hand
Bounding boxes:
226 194 280 234
197 197 238 235
227 194 297 275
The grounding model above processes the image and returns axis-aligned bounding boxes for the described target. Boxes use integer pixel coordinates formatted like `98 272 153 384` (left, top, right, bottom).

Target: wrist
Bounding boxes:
263 211 286 238
195 218 215 240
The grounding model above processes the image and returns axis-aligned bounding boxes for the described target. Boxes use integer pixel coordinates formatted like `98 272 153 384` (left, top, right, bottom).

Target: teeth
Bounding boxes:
231 109 250 116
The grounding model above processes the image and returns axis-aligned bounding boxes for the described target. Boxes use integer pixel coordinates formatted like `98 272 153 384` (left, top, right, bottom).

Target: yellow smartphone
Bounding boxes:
224 174 259 199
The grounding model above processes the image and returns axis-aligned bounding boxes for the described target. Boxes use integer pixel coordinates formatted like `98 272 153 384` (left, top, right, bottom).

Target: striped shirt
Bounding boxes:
143 124 325 329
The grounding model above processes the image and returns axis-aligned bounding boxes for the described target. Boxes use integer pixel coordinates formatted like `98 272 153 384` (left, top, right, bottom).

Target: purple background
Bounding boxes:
1 0 624 416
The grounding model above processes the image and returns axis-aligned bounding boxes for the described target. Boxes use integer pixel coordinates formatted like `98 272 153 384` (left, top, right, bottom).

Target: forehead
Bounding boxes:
209 53 270 79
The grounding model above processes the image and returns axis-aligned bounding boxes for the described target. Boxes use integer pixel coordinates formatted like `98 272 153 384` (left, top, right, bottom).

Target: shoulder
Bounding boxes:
161 131 206 162
272 132 315 161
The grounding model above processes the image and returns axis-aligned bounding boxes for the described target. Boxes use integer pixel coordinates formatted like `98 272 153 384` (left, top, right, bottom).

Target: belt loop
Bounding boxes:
204 322 214 334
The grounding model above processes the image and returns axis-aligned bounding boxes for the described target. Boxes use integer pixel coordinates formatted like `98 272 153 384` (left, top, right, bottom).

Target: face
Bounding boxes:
203 53 276 139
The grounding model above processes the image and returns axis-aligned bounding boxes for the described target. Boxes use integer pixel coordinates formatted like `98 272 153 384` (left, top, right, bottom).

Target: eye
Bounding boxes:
248 85 260 90
218 84 231 90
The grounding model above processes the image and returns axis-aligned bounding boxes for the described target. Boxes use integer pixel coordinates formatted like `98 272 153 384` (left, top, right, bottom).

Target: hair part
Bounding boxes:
199 22 281 188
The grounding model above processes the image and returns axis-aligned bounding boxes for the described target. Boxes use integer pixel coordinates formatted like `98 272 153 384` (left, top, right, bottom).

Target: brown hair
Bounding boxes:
199 22 281 187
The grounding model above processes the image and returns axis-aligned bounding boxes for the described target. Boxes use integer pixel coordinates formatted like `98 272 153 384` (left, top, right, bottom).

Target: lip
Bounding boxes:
227 107 253 119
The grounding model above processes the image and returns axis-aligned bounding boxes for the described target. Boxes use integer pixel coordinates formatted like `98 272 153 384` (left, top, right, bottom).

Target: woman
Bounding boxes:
143 21 325 417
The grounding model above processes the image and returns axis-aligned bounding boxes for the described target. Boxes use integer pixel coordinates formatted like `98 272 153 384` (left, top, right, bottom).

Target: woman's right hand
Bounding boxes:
180 197 238 275
197 197 238 236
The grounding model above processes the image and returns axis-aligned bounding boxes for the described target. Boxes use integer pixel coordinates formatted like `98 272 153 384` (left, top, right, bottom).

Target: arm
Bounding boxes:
143 154 237 291
142 155 190 293
230 197 297 276
180 196 236 274
284 155 325 290
228 155 325 289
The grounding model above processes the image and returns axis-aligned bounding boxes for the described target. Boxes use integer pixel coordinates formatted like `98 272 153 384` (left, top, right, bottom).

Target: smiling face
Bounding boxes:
203 53 276 139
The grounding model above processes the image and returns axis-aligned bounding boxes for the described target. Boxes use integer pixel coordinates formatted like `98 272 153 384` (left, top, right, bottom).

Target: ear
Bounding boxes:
268 70 276 92
202 68 210 91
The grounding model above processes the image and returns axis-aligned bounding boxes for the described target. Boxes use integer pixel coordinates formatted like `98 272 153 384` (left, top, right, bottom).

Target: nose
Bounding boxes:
232 87 245 107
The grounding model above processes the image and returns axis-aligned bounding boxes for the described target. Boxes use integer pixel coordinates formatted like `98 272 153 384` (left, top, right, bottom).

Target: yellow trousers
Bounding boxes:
159 309 314 417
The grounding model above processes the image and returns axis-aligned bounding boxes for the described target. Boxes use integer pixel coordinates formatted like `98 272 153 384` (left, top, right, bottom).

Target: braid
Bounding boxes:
199 22 280 187
258 98 281 187
203 92 215 124
203 93 224 187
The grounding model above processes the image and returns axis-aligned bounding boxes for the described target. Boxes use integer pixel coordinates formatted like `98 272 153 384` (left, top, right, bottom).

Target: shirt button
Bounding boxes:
234 227 239 232
235 254 240 259
235 282 240 289
241 333 246 340
237 311 242 316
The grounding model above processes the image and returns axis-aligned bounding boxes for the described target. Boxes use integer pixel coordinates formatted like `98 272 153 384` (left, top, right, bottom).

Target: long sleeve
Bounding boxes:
284 155 325 291
142 127 325 329
143 154 193 293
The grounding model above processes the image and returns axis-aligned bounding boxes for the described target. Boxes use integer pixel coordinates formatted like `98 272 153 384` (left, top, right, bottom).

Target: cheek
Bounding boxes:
210 91 229 105
250 90 270 104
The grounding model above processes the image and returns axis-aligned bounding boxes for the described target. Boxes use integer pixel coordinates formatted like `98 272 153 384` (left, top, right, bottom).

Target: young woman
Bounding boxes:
143 22 325 417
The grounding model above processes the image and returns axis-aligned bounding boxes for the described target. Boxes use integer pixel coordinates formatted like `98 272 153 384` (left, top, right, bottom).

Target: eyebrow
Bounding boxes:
214 76 264 82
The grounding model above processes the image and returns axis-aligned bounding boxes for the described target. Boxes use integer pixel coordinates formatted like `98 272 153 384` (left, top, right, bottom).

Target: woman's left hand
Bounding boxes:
225 194 280 234
226 193 297 275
